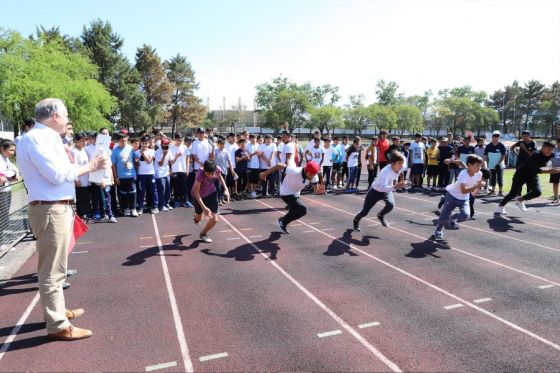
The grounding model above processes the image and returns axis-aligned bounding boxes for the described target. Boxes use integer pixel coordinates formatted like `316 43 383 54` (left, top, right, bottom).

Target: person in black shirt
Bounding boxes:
484 133 507 196
496 141 560 215
511 131 537 169
234 139 250 196
437 137 453 188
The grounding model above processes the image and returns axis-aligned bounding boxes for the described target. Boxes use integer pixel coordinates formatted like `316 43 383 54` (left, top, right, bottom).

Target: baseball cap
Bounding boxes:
492 130 501 136
196 127 206 133
119 129 129 135
162 138 170 146
304 161 321 175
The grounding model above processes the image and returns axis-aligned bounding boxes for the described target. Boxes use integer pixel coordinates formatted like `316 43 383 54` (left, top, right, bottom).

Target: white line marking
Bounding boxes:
199 352 228 362
77 241 92 245
240 228 253 231
302 230 314 233
249 235 263 238
0 292 40 361
291 223 302 226
219 214 402 373
140 245 153 248
139 236 153 240
145 361 178 371
317 329 342 338
322 228 334 231
163 234 176 238
539 284 555 289
219 230 232 233
444 303 464 310
71 251 88 254
226 237 240 240
358 322 381 329
308 222 320 225
473 298 492 304
266 198 560 353
151 215 194 372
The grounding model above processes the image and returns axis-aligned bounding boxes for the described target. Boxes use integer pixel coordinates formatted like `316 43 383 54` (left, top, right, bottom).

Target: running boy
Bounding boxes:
352 151 406 231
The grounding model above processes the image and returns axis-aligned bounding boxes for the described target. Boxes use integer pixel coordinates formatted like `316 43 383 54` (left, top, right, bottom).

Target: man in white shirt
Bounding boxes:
169 133 192 207
409 133 426 191
259 135 277 196
224 132 239 198
17 98 105 341
191 127 214 171
259 161 321 234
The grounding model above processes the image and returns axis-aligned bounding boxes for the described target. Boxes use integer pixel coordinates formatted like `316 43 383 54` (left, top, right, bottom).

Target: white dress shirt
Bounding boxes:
17 122 78 202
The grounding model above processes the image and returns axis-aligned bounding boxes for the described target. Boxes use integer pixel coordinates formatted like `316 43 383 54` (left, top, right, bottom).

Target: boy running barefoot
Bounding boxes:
495 141 560 214
259 161 321 234
192 160 229 243
352 151 406 231
433 155 484 241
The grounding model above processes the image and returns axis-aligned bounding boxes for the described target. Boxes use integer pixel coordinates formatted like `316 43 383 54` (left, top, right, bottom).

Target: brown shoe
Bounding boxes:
66 308 84 320
48 325 92 341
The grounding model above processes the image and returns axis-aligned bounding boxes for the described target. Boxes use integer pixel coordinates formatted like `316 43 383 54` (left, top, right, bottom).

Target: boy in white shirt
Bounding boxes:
155 138 173 211
70 133 91 219
259 135 277 197
191 127 214 172
353 151 406 231
169 133 192 208
136 135 158 214
306 137 325 186
409 133 426 191
247 134 262 199
225 132 239 199
322 138 335 191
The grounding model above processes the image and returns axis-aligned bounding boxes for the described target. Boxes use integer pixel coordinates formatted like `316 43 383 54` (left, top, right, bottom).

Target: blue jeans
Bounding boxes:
138 174 158 210
435 192 469 231
156 176 171 209
347 166 358 186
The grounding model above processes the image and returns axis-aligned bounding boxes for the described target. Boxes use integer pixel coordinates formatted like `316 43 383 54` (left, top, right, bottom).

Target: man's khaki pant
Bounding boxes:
28 204 72 333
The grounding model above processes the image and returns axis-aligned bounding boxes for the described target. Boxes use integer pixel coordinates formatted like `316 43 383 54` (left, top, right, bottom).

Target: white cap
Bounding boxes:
492 130 501 136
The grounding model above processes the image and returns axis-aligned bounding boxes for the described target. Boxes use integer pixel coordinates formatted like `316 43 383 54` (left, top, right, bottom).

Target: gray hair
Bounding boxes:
34 98 66 123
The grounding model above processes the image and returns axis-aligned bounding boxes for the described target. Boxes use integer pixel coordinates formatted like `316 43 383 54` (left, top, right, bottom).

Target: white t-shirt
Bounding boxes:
70 147 90 187
280 166 308 197
191 138 213 170
85 144 96 161
409 141 425 164
279 142 295 165
305 139 323 153
247 142 260 169
446 169 482 200
169 144 189 173
225 142 239 169
323 146 334 167
136 149 156 175
260 143 277 169
155 148 171 178
347 149 360 168
372 165 401 193
308 146 324 165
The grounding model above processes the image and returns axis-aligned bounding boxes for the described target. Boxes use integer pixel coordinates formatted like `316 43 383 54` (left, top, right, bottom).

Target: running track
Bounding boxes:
1 185 559 371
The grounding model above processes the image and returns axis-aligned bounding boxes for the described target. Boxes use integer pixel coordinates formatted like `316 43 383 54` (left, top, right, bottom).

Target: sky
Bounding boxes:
1 0 559 110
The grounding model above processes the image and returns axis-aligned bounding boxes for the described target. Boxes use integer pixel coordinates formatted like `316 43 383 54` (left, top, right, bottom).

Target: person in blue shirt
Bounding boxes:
111 132 139 217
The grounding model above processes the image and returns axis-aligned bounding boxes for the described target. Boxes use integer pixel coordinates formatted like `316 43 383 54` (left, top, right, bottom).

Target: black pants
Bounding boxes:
500 174 541 206
356 165 363 188
75 186 91 217
367 166 378 188
281 195 307 225
238 171 248 192
323 166 332 188
354 188 394 223
438 165 450 187
186 172 195 202
118 178 137 211
261 169 275 195
173 172 187 203
469 193 475 218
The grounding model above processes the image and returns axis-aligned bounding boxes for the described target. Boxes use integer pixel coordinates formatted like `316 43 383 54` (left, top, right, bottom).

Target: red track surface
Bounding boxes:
1 187 560 371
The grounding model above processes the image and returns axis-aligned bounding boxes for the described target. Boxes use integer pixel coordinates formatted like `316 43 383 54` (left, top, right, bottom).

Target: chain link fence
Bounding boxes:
0 181 30 255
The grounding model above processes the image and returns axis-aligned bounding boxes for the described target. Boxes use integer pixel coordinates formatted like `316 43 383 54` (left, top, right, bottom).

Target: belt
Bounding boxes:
29 200 74 206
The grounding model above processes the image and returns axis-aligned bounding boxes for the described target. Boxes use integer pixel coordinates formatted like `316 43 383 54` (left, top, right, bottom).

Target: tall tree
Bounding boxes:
520 80 545 132
344 95 370 135
165 54 206 134
368 104 397 134
393 105 423 135
308 105 344 134
135 44 172 129
375 80 403 106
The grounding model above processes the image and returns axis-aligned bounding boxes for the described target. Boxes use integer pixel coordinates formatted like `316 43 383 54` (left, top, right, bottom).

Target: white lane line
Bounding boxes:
139 236 153 240
358 322 381 329
473 298 492 304
317 329 342 338
268 198 560 353
444 304 464 310
308 222 320 225
199 352 228 362
336 195 560 287
163 234 176 238
77 241 92 245
302 230 314 233
291 223 302 226
219 214 402 373
145 361 178 371
539 284 555 289
249 235 263 238
219 230 232 233
226 237 240 241
71 251 88 254
151 215 194 372
0 292 40 361
240 228 253 231
322 228 334 231
140 245 153 248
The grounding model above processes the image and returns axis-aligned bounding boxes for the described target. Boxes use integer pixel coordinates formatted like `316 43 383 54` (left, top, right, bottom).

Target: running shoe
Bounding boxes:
515 197 527 212
151 208 159 214
277 218 289 234
93 213 101 220
433 230 444 241
249 191 257 199
124 208 131 217
67 269 78 277
498 191 504 197
161 206 169 212
137 209 144 215
495 205 507 215
166 204 173 210
353 219 361 232
200 233 212 243
552 198 559 205
378 214 389 227
184 201 194 208
108 216 118 223
131 209 139 217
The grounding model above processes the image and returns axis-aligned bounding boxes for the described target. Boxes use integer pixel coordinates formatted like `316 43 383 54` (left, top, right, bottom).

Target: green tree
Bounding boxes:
368 104 397 133
375 80 403 106
308 105 344 134
520 80 545 132
344 95 370 135
0 29 115 135
393 104 423 135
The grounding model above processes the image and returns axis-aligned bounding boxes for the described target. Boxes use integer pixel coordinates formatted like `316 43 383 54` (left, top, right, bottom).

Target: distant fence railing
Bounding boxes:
0 181 30 256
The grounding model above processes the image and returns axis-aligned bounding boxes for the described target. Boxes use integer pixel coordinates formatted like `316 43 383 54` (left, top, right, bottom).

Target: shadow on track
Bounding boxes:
405 240 448 259
121 234 191 266
324 229 379 257
201 232 282 261
487 216 524 233
219 207 279 216
0 321 45 338
0 273 38 297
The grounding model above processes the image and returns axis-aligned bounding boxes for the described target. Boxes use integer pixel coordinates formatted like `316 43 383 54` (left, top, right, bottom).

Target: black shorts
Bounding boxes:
226 173 235 188
332 163 342 173
427 165 439 176
550 173 560 184
249 169 260 184
193 192 219 215
411 163 425 175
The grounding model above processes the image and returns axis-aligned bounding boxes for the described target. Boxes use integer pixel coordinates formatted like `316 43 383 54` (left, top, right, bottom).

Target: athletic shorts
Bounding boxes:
193 192 219 215
411 163 425 175
427 165 439 176
226 173 235 188
332 163 342 173
249 169 260 184
550 173 560 184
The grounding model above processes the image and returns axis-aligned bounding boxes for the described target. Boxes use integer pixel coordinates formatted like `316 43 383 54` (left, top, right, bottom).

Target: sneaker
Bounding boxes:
67 269 78 277
161 206 169 212
93 213 101 220
124 208 131 217
184 201 194 208
108 216 118 223
151 208 159 214
433 230 444 241
277 218 289 234
552 198 559 205
137 209 144 216
174 201 182 208
131 209 139 217
166 204 173 210
62 281 71 290
353 219 361 232
378 214 389 227
495 205 507 215
515 197 527 212
200 233 213 243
